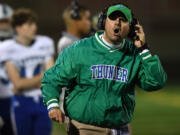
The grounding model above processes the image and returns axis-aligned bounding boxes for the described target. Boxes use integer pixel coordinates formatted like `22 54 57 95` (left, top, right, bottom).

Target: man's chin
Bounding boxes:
110 36 123 44
111 40 122 45
29 35 36 40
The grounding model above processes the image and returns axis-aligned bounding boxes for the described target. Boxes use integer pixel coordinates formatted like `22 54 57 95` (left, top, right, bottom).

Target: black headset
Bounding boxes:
70 1 81 20
97 6 108 30
97 4 138 39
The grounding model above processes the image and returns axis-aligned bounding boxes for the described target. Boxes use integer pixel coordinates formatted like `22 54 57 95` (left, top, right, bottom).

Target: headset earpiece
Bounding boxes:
128 17 139 40
70 1 81 20
97 11 105 30
97 7 108 30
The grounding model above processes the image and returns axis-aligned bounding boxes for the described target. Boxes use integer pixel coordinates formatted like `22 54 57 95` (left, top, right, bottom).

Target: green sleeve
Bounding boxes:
136 50 167 91
41 46 77 110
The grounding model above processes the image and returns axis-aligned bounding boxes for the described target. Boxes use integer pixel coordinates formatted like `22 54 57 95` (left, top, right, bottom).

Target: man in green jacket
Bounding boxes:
41 3 167 135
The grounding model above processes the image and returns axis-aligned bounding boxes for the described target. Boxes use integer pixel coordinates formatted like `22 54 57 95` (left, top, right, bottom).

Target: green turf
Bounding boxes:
51 122 66 135
51 85 180 135
131 85 180 135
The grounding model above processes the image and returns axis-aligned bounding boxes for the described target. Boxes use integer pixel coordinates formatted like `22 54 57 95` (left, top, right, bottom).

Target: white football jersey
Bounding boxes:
0 40 13 98
0 35 54 97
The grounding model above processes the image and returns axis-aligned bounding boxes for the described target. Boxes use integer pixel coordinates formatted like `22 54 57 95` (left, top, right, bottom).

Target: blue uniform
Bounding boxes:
0 35 54 135
12 96 51 135
0 98 14 135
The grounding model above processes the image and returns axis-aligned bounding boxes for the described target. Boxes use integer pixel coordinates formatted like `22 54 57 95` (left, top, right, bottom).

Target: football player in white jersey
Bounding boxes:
0 3 14 41
0 3 14 135
0 9 54 135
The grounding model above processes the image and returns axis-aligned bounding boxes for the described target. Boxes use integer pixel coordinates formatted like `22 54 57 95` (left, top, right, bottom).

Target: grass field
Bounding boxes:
51 85 180 135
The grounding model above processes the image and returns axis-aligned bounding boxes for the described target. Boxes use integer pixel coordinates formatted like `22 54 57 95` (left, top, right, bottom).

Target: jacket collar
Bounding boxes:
95 31 125 52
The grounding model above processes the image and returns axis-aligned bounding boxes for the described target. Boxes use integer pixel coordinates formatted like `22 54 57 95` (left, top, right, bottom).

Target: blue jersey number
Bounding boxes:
20 64 41 77
0 64 41 84
0 78 10 85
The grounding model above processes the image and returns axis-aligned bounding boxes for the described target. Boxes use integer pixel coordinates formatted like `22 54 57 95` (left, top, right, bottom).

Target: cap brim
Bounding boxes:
107 4 132 23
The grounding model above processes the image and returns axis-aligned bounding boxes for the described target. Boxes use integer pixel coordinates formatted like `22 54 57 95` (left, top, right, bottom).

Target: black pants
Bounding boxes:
0 98 15 135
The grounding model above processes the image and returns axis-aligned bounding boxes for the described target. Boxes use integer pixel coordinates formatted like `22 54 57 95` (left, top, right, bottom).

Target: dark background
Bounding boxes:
2 0 180 84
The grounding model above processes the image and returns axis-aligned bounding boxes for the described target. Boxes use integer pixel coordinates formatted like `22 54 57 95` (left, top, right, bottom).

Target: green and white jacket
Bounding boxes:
41 31 167 128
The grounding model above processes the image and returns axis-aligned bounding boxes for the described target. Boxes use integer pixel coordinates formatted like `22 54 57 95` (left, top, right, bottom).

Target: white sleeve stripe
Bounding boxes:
47 103 59 110
142 54 152 60
47 99 58 105
139 49 150 55
111 129 116 135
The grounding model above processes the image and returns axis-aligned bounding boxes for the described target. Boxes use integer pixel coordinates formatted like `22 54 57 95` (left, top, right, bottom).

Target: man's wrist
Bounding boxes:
46 98 59 111
137 43 150 52
139 49 152 61
48 106 60 112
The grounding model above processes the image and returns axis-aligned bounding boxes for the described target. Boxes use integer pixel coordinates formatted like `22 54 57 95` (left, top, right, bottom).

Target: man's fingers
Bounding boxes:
57 110 62 124
135 24 144 33
55 114 60 122
48 108 64 124
54 111 61 122
58 110 65 124
49 112 58 122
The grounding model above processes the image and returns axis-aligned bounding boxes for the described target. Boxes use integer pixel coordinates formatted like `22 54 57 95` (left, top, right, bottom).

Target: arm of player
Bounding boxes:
5 61 42 93
36 57 54 89
45 57 54 70
57 38 72 54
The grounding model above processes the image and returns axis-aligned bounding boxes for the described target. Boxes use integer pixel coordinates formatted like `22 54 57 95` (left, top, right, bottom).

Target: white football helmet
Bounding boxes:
0 4 13 21
0 3 14 40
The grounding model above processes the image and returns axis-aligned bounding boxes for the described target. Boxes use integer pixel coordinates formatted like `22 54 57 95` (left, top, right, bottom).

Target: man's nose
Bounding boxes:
114 18 121 26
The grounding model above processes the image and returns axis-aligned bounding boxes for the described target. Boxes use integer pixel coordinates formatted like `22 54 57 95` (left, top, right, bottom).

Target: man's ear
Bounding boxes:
103 18 107 30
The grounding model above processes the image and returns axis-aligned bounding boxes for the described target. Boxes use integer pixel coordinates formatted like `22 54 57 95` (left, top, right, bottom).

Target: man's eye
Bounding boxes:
108 15 117 20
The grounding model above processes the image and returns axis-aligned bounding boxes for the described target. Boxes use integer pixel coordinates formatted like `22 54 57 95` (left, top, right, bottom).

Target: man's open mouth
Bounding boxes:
113 28 121 35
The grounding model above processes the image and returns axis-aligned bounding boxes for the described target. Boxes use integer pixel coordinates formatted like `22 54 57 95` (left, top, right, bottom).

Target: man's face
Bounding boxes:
104 11 130 44
77 10 91 36
16 21 37 40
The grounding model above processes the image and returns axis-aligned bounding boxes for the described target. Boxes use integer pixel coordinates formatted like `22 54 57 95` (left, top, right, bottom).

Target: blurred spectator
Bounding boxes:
0 8 54 135
57 1 91 54
0 3 14 41
0 3 15 135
